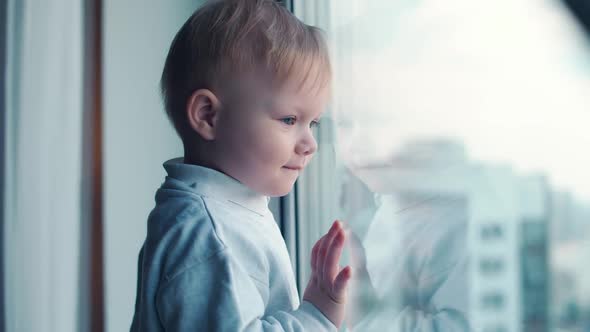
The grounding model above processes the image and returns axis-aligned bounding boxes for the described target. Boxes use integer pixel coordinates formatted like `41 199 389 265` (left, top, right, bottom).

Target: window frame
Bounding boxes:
0 0 7 329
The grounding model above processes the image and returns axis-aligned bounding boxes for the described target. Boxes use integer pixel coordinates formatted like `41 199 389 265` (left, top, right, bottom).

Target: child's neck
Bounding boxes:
183 146 224 175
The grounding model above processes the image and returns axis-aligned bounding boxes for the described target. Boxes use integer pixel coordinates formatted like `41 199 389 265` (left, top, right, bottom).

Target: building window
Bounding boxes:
481 292 505 310
481 224 504 241
480 258 505 275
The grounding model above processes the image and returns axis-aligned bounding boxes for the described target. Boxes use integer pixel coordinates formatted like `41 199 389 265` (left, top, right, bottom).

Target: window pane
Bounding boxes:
295 1 590 331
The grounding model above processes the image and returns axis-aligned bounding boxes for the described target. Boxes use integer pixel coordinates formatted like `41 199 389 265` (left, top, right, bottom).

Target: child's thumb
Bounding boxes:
332 266 352 298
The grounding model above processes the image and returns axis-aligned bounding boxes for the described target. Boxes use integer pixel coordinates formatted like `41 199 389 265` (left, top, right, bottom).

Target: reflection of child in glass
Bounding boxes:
340 166 470 331
130 1 351 331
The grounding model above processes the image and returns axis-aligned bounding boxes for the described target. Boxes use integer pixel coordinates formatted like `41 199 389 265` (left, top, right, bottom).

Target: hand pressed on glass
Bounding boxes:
303 220 352 328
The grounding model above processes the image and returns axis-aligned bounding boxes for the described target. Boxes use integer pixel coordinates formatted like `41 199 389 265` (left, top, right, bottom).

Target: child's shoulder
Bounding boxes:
146 192 228 274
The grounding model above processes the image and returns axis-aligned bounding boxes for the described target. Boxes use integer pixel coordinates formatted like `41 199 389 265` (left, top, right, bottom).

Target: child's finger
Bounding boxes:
310 235 325 271
317 221 340 282
332 266 352 300
323 228 345 284
316 236 331 284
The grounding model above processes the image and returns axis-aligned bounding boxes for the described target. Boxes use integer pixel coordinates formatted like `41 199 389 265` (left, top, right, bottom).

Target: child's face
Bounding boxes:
213 71 330 197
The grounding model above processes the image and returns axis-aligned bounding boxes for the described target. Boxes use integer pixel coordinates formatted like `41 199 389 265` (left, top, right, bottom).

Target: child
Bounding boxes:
130 0 351 331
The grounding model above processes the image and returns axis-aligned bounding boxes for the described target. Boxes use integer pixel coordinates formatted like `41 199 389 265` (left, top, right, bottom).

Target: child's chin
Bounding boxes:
268 183 295 197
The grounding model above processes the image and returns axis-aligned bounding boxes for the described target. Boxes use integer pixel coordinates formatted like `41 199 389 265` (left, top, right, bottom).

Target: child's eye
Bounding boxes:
281 117 296 125
310 120 320 128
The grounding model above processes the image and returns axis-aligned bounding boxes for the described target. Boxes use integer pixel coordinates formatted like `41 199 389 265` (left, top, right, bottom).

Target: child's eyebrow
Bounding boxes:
293 106 325 119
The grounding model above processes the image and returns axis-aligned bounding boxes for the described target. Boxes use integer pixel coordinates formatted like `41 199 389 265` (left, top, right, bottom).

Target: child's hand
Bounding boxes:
303 220 352 328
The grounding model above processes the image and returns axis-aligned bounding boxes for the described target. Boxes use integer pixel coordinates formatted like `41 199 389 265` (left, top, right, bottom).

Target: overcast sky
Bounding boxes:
327 0 590 202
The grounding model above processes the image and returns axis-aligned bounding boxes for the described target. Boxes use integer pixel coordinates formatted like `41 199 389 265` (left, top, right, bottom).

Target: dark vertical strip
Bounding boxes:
80 0 104 331
277 198 285 236
283 0 294 13
0 0 7 330
293 183 301 293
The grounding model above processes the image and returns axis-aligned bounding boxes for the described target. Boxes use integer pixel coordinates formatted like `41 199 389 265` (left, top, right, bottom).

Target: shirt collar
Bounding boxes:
163 157 271 217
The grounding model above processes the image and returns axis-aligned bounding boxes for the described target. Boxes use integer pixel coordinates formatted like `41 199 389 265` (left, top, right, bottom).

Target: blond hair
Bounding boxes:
161 0 331 140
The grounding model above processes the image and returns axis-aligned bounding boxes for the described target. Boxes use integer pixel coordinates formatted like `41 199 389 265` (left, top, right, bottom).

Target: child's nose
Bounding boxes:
295 134 317 156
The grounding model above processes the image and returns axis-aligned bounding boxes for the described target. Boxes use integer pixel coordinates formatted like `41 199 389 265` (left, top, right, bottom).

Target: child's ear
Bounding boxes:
186 89 222 141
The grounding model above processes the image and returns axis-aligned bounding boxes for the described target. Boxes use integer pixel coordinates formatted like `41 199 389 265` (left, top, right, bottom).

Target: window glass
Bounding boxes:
295 1 590 331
